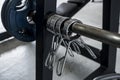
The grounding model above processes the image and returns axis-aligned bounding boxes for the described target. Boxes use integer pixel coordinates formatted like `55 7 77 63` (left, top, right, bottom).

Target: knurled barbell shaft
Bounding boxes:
71 23 120 47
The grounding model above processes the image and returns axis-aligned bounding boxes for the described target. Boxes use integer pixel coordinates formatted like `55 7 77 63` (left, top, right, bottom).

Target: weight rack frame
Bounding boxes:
0 0 120 80
36 0 120 80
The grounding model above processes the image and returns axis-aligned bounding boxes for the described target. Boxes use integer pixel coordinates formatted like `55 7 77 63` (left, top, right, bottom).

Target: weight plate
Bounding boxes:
1 0 9 28
2 0 36 42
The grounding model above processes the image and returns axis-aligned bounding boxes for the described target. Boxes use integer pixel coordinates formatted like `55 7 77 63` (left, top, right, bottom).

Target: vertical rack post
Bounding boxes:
85 0 120 79
101 0 120 73
36 0 56 80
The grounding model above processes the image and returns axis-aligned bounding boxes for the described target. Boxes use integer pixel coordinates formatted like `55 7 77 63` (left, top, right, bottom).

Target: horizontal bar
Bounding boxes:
0 32 11 41
71 23 120 47
94 73 120 80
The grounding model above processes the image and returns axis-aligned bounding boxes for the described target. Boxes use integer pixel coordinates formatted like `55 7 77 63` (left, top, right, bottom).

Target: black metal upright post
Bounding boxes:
36 0 56 80
85 0 120 79
101 0 120 73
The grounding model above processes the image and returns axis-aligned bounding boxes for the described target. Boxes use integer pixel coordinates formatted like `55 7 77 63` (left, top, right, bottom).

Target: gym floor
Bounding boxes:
0 0 120 80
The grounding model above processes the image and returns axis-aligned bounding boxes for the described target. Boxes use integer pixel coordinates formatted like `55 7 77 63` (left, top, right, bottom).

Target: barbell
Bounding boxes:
1 0 120 47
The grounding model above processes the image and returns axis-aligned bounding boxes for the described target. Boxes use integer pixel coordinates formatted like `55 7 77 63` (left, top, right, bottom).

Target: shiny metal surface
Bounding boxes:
72 23 120 47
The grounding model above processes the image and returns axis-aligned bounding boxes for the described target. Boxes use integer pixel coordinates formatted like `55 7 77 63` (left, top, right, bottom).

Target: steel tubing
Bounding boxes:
71 23 120 47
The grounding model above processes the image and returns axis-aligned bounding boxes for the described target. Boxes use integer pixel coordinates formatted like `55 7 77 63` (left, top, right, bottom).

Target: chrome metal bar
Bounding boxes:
71 23 120 47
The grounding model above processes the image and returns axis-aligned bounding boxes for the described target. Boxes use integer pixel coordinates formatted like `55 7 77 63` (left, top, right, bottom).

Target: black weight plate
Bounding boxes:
2 0 23 31
1 0 10 28
3 0 36 42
